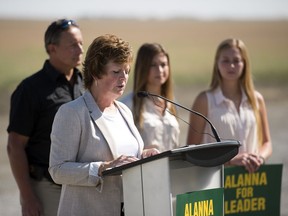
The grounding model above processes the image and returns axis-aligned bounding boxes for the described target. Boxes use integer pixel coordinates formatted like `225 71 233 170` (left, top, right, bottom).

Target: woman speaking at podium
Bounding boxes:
49 34 159 216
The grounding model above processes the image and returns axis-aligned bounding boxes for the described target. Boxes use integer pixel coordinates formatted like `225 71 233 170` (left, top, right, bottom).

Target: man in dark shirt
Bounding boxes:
7 19 84 216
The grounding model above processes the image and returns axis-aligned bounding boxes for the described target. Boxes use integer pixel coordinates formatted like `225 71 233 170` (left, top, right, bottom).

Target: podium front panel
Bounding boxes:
142 158 172 216
170 160 223 215
122 157 223 216
170 160 223 193
122 165 144 216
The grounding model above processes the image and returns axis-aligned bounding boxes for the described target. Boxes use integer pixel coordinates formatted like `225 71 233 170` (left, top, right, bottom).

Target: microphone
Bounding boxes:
137 91 221 142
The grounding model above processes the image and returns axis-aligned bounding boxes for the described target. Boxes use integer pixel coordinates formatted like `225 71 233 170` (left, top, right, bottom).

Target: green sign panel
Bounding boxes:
176 188 224 216
224 164 283 216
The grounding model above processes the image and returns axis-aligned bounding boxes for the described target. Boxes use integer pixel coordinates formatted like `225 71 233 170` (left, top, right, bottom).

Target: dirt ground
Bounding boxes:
0 85 287 215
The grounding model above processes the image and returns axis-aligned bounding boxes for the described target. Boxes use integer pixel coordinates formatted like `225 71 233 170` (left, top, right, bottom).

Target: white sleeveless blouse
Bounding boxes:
120 93 180 152
202 87 258 154
140 98 180 152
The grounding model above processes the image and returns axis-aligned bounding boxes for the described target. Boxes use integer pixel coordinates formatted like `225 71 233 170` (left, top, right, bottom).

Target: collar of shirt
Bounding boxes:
214 86 248 106
43 60 82 84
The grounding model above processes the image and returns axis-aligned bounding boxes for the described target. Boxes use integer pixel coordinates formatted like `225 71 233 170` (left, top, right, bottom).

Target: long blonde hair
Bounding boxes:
132 43 177 128
210 38 262 145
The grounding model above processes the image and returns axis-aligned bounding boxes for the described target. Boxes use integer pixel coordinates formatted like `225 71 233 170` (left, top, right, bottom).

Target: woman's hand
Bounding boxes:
98 155 139 176
141 148 160 159
98 150 160 176
229 153 264 173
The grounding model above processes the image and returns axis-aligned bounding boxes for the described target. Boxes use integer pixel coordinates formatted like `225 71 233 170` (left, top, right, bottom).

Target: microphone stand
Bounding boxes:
137 91 221 142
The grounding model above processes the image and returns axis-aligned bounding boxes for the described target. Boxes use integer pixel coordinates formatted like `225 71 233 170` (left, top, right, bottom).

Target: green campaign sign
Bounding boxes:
224 164 283 216
176 188 224 216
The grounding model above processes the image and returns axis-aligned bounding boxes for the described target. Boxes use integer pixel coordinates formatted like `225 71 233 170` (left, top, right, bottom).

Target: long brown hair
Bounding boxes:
210 38 262 145
132 43 176 128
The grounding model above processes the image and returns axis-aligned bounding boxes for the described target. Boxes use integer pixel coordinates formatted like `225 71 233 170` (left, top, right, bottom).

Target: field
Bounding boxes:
0 19 287 215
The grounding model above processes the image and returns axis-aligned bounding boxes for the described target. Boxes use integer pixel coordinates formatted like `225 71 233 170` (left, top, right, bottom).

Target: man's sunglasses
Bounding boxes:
55 19 78 29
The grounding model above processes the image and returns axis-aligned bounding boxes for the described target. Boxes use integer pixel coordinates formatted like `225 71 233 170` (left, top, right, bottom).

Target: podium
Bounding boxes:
103 140 240 216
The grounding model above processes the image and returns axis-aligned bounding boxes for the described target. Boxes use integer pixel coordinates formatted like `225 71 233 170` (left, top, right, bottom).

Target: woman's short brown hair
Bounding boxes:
82 34 133 89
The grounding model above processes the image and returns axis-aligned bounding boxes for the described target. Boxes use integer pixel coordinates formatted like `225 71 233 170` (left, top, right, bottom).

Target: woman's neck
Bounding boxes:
90 87 115 112
146 85 161 95
220 82 241 97
220 82 242 110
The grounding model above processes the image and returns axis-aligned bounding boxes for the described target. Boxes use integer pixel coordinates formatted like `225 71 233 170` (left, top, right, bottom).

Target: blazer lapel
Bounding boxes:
83 91 118 159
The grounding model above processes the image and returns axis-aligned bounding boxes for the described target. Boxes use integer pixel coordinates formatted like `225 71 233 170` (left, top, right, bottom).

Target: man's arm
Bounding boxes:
7 131 43 215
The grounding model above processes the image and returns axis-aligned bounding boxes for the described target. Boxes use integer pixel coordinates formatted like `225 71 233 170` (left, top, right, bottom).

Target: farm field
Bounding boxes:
0 19 287 215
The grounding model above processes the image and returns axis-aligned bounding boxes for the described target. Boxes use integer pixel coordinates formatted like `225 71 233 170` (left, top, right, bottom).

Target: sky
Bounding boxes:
0 0 288 20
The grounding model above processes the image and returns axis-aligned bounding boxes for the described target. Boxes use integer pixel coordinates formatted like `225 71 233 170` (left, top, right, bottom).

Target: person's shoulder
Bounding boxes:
254 90 266 106
119 92 133 109
254 90 264 100
115 100 131 111
62 95 84 109
115 100 134 118
13 69 45 94
22 63 50 84
195 90 208 103
191 90 209 111
56 96 85 118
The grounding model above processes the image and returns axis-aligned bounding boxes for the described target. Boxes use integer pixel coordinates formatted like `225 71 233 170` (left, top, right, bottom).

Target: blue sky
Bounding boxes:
0 0 288 20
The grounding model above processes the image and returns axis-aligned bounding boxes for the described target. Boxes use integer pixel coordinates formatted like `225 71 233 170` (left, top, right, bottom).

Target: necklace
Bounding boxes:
151 97 166 115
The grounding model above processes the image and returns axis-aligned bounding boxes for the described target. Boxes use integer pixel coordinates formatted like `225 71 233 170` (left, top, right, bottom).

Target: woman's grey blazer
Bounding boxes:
49 91 144 216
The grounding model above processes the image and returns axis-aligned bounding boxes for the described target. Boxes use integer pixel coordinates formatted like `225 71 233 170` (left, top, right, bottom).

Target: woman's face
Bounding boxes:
147 52 169 89
97 60 130 99
217 47 244 81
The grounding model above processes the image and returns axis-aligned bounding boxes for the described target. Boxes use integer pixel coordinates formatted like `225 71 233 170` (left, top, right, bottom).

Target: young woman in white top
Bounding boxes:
186 38 272 173
121 43 180 152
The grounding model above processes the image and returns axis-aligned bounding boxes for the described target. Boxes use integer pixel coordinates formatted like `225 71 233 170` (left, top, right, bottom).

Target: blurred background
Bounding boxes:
0 0 287 215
